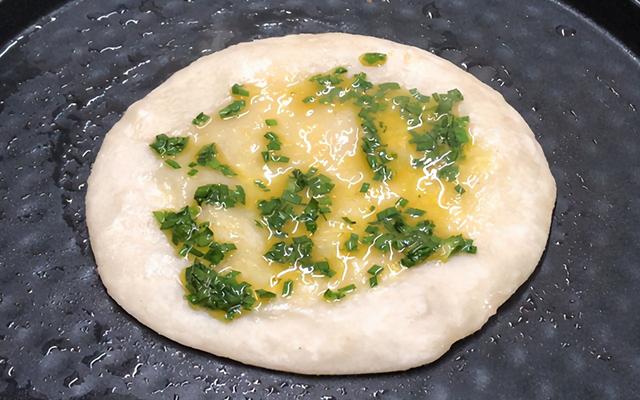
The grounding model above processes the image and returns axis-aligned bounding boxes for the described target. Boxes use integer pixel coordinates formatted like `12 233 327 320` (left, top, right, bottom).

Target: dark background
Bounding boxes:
0 0 639 399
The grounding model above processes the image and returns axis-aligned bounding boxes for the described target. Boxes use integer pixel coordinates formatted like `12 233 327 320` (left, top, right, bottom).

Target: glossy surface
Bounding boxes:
0 0 639 398
156 73 485 300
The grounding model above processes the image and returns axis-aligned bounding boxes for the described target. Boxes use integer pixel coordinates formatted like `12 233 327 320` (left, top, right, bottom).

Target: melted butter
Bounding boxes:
156 73 490 304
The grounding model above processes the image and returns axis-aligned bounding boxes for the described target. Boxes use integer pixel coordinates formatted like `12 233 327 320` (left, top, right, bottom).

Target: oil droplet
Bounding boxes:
555 25 576 37
422 2 440 19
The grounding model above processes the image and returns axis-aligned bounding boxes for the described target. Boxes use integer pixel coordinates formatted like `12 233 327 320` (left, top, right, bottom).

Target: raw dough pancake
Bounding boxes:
86 33 556 374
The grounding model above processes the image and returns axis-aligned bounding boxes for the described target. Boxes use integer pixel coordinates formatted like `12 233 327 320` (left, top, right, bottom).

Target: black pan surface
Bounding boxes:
1 0 639 399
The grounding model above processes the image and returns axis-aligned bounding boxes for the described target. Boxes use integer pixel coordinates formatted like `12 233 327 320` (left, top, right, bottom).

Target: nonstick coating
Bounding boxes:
1 0 639 399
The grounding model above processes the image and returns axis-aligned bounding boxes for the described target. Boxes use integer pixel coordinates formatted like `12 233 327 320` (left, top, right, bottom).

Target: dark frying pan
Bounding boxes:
1 1 639 399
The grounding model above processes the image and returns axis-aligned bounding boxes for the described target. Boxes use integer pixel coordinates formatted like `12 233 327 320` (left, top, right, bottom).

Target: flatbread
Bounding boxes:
86 33 556 374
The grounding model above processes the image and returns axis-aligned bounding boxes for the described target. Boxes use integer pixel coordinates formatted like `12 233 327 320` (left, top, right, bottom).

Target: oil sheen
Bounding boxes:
155 71 490 305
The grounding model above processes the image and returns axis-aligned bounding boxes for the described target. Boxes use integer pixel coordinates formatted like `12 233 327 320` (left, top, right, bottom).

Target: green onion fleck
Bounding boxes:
192 112 211 127
165 159 181 169
282 280 294 297
231 83 249 97
360 52 387 66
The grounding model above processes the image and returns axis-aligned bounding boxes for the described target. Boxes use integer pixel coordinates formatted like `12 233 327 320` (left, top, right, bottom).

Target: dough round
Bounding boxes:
87 33 556 374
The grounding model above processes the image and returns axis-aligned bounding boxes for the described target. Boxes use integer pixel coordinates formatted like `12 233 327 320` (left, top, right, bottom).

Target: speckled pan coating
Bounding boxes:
0 0 639 398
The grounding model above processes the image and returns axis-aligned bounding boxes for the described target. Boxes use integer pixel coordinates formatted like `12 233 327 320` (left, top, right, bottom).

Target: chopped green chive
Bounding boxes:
342 217 356 225
367 264 384 287
219 100 246 119
409 88 430 103
150 134 188 157
360 52 387 66
455 184 466 194
153 206 236 264
282 280 294 297
309 261 335 277
302 96 315 104
184 262 254 320
255 289 276 299
192 112 211 127
438 164 460 182
265 118 278 126
195 143 236 176
359 182 370 193
254 179 270 192
360 200 475 267
187 168 199 176
231 83 249 97
194 184 245 208
262 131 289 163
164 159 181 169
258 168 334 236
323 284 356 302
344 233 359 252
395 197 409 208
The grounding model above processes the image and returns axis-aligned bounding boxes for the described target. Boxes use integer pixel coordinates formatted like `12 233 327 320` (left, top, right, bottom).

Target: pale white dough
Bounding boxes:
86 33 556 374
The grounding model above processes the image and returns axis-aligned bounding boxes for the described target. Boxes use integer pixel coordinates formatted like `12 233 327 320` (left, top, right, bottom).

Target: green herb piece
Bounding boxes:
165 159 181 169
265 118 278 126
257 198 295 237
306 71 396 181
184 262 255 320
219 100 246 119
437 164 459 182
254 179 270 192
265 236 314 265
192 112 211 127
323 284 356 302
302 96 315 104
455 184 466 194
344 233 359 252
262 132 290 163
367 264 384 287
433 89 463 114
376 82 400 93
395 197 409 208
187 168 199 176
308 261 335 277
150 134 189 156
342 217 356 225
258 168 335 236
392 95 425 128
255 289 276 299
360 201 475 268
299 198 320 233
195 143 236 176
153 206 236 263
194 184 245 208
408 89 470 191
409 88 430 103
359 182 370 193
282 280 294 297
441 235 477 257
264 132 281 150
231 83 249 97
360 52 387 66
262 152 290 163
265 236 336 277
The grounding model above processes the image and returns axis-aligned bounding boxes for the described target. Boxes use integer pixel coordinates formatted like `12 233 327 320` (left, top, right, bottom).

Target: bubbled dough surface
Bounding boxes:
86 33 556 374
